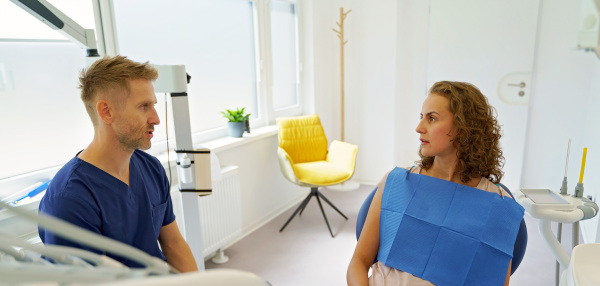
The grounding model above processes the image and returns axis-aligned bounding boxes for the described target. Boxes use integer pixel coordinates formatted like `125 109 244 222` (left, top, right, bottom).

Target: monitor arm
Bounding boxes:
10 0 100 58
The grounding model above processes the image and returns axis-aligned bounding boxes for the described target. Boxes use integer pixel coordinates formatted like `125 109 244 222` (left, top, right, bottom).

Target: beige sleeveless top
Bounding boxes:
368 166 509 286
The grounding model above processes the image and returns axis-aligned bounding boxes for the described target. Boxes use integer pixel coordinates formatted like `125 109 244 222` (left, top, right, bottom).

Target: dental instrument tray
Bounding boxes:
521 188 569 204
517 188 594 223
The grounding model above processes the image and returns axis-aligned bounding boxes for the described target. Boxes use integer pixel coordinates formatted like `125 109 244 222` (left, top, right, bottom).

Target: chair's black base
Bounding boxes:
279 187 348 237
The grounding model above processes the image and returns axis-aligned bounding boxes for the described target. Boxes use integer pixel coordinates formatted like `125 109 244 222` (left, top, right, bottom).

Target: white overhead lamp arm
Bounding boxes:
10 0 101 58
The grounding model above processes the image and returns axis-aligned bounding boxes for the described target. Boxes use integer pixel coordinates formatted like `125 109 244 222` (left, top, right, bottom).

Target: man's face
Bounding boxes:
113 78 160 151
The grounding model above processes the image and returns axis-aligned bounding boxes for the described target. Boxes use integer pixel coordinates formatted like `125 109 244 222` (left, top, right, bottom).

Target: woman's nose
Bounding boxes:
415 119 425 134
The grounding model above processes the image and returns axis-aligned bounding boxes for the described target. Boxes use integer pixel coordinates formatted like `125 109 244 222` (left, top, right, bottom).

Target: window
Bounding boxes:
0 0 95 40
0 0 302 182
0 1 95 181
270 0 299 110
110 0 302 154
112 0 260 152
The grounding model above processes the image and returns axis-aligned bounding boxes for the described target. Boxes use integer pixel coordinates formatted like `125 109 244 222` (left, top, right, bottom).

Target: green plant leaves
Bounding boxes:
221 107 251 122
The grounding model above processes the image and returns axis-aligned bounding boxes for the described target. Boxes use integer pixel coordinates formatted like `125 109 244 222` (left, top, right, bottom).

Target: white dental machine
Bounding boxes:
0 199 268 285
517 141 599 286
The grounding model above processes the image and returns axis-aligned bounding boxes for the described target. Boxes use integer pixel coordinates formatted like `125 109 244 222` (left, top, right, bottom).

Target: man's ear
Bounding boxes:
96 99 114 124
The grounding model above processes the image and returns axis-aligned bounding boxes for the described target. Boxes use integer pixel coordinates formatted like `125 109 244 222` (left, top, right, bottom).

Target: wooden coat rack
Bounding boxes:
332 7 351 142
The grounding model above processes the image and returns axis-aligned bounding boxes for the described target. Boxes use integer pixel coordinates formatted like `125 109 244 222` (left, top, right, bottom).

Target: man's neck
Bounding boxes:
78 136 134 186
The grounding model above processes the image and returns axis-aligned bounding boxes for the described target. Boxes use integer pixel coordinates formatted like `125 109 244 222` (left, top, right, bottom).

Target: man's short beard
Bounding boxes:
115 127 150 151
117 135 147 151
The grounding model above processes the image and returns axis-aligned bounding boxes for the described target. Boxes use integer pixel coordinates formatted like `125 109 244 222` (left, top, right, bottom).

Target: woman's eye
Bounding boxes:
429 116 435 122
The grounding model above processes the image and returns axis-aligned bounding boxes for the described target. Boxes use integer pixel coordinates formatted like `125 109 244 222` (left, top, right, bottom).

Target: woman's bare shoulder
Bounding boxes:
479 178 513 198
376 166 417 192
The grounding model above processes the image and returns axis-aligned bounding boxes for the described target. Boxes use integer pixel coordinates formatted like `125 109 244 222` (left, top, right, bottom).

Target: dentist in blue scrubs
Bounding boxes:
39 55 197 272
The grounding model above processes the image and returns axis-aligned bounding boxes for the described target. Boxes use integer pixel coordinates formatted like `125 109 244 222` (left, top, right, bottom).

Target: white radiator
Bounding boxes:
170 165 242 259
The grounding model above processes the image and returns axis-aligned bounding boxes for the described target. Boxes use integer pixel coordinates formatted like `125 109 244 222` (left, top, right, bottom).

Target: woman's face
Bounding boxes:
416 94 457 158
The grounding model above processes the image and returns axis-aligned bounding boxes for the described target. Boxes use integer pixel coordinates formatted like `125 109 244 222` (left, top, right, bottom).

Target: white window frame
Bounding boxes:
254 0 303 121
96 0 303 155
0 0 305 188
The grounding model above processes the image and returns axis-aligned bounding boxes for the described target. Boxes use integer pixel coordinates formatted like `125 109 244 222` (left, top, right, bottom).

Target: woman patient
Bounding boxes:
347 81 524 286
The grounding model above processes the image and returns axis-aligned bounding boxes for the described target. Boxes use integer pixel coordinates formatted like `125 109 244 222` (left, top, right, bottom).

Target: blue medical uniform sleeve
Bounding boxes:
158 162 176 227
39 193 105 255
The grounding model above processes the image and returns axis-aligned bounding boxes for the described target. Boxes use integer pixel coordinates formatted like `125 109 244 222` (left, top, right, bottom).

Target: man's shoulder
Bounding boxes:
41 157 99 212
49 157 85 193
46 156 106 200
132 150 161 166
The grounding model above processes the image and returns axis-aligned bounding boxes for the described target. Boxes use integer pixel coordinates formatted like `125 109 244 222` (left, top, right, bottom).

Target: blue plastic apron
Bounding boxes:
377 167 524 286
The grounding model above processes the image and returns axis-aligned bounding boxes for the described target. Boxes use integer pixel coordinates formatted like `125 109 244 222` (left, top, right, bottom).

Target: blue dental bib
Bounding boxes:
377 167 524 286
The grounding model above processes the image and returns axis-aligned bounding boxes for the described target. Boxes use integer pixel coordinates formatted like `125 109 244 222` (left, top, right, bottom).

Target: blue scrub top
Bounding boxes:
39 150 176 268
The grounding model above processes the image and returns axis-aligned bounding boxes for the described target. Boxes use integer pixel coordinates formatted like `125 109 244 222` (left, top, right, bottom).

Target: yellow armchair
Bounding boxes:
276 114 358 237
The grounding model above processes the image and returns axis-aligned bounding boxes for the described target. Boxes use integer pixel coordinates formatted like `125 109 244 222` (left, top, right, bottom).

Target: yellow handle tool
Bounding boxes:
579 148 587 184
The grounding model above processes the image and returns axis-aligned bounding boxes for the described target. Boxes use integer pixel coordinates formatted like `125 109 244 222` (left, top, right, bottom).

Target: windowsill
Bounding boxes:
200 124 278 153
154 124 278 164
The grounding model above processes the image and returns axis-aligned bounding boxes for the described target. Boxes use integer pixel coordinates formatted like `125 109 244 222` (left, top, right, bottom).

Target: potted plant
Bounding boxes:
221 107 251 137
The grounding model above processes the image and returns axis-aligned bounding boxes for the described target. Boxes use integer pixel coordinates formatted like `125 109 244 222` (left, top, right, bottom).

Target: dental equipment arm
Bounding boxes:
9 0 100 59
0 232 125 268
517 189 598 267
153 64 212 270
0 262 145 284
0 200 176 275
0 202 270 285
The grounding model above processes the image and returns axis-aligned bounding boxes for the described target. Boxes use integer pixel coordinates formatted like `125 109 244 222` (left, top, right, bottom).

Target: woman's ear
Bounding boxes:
96 99 114 124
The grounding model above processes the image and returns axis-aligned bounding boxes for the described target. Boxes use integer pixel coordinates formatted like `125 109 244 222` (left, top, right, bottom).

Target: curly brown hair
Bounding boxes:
417 81 504 184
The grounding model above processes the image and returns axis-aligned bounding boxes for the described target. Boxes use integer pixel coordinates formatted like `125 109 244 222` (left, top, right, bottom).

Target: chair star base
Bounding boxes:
279 187 348 237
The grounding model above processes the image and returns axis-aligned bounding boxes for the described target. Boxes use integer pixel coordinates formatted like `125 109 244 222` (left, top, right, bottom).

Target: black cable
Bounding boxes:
165 93 173 186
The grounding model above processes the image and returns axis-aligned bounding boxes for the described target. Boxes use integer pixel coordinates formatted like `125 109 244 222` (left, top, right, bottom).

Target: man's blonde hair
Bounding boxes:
79 55 158 125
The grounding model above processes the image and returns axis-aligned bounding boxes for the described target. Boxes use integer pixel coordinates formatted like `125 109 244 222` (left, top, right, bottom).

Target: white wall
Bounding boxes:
308 0 425 184
582 65 600 242
521 0 600 243
392 1 431 171
343 0 398 183
307 0 338 140
306 0 600 242
522 1 596 191
311 0 412 183
214 135 305 234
